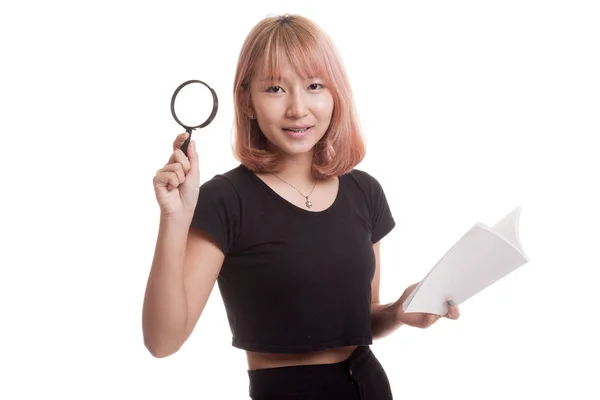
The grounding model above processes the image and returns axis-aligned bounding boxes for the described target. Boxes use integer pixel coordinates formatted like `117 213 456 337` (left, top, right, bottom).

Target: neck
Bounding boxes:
273 150 315 183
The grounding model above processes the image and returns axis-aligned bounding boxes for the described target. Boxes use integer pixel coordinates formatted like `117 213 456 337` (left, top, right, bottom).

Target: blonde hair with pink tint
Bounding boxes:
232 14 366 179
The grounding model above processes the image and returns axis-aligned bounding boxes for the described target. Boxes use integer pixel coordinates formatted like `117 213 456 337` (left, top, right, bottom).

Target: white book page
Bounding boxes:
402 208 529 315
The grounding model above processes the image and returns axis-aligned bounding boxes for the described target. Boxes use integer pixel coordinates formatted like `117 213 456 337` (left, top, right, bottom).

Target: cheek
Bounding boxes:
255 99 282 121
312 95 334 118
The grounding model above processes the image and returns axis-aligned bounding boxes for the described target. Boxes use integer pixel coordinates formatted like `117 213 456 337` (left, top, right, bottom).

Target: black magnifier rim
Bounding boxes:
170 79 218 130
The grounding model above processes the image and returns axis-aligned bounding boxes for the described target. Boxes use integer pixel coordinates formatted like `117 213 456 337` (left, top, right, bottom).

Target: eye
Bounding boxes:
266 86 284 93
308 83 324 90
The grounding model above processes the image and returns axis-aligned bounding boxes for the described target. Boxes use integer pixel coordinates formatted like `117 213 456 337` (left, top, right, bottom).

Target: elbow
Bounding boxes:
142 310 188 358
147 347 176 359
145 339 181 358
144 334 183 358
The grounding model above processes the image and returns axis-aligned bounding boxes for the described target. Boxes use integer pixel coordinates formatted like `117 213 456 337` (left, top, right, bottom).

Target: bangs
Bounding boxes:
255 24 331 85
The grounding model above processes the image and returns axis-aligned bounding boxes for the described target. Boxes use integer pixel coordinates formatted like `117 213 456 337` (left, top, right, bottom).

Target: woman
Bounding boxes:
143 14 460 399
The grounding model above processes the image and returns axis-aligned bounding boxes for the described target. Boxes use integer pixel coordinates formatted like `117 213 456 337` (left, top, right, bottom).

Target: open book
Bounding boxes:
402 207 529 315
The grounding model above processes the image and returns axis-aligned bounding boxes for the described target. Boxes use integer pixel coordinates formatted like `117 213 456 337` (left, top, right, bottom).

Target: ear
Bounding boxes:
245 102 256 120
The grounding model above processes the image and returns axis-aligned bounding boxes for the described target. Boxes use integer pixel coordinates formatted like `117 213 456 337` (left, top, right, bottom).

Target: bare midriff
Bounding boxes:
246 345 358 370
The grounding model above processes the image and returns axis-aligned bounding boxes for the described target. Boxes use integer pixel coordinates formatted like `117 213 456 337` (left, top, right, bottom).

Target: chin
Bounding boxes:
276 140 317 156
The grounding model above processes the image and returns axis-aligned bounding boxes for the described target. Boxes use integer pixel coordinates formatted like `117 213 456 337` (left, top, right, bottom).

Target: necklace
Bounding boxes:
270 173 318 209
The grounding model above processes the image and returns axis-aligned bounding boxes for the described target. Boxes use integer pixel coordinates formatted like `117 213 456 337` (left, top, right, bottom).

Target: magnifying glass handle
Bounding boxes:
181 128 192 156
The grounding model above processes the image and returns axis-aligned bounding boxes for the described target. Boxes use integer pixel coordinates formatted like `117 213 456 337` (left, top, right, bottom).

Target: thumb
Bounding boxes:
187 140 199 177
445 298 460 320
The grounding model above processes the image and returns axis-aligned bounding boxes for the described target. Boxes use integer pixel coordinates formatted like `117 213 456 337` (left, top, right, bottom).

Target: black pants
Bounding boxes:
247 346 393 399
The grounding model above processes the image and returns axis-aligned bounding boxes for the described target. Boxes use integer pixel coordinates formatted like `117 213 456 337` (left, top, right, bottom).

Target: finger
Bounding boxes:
445 298 460 320
154 171 180 190
159 164 185 184
165 149 191 173
164 149 180 166
173 132 190 151
423 313 439 328
173 149 191 174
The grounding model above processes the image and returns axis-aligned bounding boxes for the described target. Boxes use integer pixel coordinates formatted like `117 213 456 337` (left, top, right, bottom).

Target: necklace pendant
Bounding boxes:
305 198 312 208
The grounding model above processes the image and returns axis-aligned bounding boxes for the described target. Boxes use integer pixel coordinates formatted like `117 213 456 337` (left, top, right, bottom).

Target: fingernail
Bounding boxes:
447 299 454 306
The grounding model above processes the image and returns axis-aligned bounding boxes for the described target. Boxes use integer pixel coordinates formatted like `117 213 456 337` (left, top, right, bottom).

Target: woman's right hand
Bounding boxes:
153 132 200 219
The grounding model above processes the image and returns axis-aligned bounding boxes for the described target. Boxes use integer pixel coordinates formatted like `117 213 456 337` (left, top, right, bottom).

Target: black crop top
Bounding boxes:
190 164 395 353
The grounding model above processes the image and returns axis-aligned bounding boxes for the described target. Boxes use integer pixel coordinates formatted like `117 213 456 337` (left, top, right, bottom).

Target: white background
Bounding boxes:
1 0 599 398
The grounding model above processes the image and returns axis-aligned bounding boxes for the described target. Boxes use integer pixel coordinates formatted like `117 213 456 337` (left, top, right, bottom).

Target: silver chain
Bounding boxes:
270 173 318 209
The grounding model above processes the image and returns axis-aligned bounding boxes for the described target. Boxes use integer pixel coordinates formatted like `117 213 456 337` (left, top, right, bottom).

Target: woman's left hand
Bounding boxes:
395 282 460 329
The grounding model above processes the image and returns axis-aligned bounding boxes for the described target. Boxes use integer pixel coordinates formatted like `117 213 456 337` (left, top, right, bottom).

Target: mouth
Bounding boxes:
283 126 314 138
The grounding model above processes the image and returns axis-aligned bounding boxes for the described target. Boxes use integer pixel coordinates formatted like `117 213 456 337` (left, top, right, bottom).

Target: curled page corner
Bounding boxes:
491 206 529 261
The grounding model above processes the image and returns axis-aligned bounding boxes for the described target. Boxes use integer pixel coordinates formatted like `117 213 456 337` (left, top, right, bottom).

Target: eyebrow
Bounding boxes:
259 75 318 82
259 77 282 82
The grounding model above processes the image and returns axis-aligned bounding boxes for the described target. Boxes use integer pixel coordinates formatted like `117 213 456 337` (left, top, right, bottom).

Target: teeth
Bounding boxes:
287 128 308 132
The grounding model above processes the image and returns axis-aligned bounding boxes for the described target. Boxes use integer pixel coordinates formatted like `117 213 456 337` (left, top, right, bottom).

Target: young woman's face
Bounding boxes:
249 61 334 157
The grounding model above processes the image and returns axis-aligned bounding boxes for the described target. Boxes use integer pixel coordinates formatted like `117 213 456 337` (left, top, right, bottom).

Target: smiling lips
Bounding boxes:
283 125 313 138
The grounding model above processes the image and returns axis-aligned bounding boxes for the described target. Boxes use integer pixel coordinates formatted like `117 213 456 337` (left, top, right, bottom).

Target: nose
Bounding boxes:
285 89 308 119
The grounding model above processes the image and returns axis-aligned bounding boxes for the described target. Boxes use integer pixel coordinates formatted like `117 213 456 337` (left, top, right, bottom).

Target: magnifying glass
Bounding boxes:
170 79 218 155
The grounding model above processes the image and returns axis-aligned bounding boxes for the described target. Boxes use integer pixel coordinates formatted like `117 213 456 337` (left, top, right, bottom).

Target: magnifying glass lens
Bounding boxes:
172 82 215 128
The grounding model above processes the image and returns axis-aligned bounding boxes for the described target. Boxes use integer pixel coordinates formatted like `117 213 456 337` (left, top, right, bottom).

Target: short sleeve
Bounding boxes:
189 175 241 255
350 170 396 243
369 176 395 243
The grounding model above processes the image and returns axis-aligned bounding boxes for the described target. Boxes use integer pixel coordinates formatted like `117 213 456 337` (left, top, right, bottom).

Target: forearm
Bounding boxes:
371 300 403 339
142 215 191 356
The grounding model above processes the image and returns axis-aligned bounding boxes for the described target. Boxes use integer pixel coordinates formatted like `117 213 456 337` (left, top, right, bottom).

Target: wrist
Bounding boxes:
392 298 405 323
159 212 193 230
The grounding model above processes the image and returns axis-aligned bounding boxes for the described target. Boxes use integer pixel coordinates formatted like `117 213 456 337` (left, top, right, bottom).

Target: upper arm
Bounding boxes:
371 241 381 305
181 227 225 342
350 170 394 306
179 174 241 342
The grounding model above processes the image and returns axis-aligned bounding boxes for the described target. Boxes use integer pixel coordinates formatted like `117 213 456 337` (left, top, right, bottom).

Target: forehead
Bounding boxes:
251 46 325 84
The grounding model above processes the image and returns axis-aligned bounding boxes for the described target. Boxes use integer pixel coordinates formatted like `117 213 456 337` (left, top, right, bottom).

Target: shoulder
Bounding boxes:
199 164 248 198
346 168 385 195
192 165 247 255
345 168 392 217
346 169 396 241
